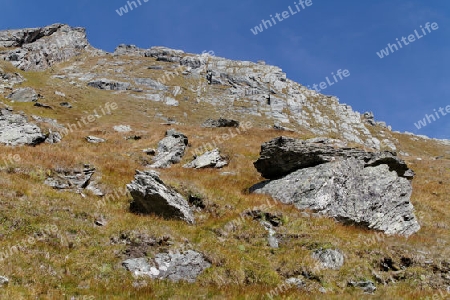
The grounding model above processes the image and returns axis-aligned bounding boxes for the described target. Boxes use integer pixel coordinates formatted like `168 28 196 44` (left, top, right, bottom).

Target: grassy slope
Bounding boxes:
0 55 449 299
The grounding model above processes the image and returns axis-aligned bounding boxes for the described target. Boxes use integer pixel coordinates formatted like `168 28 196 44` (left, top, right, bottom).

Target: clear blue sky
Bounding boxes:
1 0 449 138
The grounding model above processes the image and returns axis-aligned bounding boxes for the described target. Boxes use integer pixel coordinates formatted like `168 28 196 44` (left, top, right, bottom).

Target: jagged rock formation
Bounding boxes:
251 137 420 236
44 165 102 195
0 23 405 150
122 250 211 282
147 46 185 62
201 118 240 128
150 129 188 168
183 149 228 169
127 170 195 223
0 108 46 146
0 23 91 71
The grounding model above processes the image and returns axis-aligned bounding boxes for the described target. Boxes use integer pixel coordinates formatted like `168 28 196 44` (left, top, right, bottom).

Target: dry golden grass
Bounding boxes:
0 56 449 299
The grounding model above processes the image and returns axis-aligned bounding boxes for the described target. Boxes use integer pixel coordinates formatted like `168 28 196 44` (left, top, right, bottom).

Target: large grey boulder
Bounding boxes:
312 249 344 270
6 87 38 102
0 23 89 71
254 137 414 180
150 129 188 168
183 149 228 169
0 109 46 146
126 170 194 223
122 250 210 282
251 137 420 236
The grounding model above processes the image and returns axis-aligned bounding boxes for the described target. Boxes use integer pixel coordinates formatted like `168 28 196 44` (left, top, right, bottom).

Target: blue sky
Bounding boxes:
1 0 449 139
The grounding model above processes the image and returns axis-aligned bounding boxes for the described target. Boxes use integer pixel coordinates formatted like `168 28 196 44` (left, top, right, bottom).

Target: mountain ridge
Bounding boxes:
0 23 449 299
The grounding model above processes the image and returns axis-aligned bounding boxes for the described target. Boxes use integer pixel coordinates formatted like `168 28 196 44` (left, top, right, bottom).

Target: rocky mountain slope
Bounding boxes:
0 24 449 299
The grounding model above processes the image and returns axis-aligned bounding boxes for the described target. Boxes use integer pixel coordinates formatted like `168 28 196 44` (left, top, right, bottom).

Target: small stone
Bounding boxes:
86 136 105 143
113 125 132 132
60 102 72 108
0 276 9 287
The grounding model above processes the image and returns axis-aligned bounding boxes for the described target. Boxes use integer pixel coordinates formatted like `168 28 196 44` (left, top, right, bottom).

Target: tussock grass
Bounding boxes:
0 56 448 299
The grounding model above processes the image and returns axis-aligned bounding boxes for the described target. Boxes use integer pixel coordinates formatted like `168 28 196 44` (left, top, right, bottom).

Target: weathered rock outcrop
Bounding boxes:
150 129 188 168
0 67 24 93
44 165 102 195
122 250 210 282
254 137 414 180
201 118 239 128
127 170 194 223
114 44 147 57
251 137 420 236
146 46 184 62
183 149 228 169
0 23 90 71
3 25 404 150
134 78 167 91
0 108 46 146
87 79 131 91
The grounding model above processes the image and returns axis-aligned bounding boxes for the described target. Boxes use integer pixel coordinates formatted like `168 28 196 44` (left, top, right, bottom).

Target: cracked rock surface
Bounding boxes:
251 137 420 236
127 170 194 224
